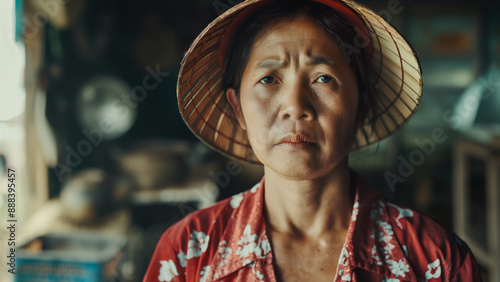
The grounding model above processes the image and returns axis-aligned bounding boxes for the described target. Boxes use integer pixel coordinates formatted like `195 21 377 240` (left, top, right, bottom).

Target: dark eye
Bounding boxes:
316 75 333 83
260 76 276 84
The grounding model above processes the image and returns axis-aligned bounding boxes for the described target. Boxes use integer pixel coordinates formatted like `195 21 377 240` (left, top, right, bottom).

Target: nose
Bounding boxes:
279 81 315 121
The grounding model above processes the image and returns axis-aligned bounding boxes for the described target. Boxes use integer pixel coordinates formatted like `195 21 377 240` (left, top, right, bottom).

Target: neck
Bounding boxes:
263 159 354 239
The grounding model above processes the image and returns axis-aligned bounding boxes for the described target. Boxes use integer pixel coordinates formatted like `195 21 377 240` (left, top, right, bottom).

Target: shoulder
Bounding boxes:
164 195 236 243
383 199 482 281
169 179 261 229
163 182 259 244
384 199 462 254
143 184 259 282
154 191 241 261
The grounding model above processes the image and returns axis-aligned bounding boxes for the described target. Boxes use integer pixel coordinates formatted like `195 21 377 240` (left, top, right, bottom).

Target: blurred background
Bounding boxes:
0 0 499 281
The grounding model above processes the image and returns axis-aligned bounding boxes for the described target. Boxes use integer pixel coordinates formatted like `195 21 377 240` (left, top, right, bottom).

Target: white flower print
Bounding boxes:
425 259 441 280
371 245 383 266
236 225 258 260
242 258 253 266
371 220 394 244
351 202 360 221
388 259 410 278
254 237 271 258
187 231 210 259
336 248 352 282
370 218 400 268
387 203 414 229
177 250 187 267
368 199 407 273
158 260 179 282
378 221 394 237
254 270 264 279
382 278 401 282
341 272 352 281
338 269 351 281
217 241 233 268
200 266 210 282
230 193 244 208
370 201 385 219
251 262 265 281
338 246 349 266
382 243 396 260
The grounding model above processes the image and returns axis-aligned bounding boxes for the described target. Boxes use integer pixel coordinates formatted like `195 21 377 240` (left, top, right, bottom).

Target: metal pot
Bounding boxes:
111 139 190 190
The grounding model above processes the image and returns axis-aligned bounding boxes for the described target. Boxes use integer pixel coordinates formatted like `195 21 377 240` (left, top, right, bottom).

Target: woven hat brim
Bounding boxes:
177 0 422 164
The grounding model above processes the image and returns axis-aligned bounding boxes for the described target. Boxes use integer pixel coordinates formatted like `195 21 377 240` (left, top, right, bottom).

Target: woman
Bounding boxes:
144 0 481 281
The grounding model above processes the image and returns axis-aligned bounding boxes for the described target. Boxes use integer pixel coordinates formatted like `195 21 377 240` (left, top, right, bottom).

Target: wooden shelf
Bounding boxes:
453 137 500 281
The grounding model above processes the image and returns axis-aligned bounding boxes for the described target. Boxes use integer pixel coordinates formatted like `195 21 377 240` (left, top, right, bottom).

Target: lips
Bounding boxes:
276 133 317 148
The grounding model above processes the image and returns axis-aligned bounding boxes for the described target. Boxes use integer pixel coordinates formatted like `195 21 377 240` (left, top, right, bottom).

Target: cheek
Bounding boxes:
240 96 275 153
320 94 359 140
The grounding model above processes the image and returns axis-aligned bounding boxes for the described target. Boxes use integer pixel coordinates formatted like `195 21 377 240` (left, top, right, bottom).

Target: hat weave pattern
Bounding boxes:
177 0 422 164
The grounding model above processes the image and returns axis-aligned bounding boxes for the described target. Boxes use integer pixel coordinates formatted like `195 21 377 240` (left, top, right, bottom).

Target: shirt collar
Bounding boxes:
209 170 417 281
345 171 417 280
208 177 269 280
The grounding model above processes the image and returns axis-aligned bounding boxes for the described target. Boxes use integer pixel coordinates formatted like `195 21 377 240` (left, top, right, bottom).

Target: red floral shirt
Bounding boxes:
144 171 482 281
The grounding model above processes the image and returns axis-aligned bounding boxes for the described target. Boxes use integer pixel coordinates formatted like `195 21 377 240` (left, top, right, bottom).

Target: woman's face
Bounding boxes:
227 16 360 180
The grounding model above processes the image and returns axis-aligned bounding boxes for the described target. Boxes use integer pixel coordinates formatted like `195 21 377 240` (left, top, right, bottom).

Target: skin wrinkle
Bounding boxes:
221 1 377 132
226 15 359 280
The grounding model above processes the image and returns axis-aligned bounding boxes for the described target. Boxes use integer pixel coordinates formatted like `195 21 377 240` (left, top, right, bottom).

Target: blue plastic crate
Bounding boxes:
16 233 125 282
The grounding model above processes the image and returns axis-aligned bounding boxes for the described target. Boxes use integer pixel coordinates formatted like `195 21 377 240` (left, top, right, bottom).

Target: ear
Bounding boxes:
226 88 247 131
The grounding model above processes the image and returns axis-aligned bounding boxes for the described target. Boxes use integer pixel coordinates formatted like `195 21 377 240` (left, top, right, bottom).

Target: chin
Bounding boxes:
281 155 348 178
274 165 317 180
263 155 325 179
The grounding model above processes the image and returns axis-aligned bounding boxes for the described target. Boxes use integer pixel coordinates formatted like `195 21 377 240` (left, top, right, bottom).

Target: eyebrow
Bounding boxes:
306 56 336 68
256 56 336 69
257 59 284 68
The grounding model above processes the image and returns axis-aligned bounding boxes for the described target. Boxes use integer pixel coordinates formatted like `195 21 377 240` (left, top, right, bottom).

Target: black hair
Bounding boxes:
221 0 376 126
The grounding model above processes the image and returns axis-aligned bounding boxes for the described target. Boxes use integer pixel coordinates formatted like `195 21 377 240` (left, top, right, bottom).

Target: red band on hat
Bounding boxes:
218 0 373 68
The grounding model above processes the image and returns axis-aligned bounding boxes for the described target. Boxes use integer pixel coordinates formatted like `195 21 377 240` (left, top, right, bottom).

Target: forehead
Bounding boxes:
247 16 347 67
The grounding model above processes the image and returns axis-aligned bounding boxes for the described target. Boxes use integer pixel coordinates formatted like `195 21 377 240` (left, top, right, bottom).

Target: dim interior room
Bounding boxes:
0 0 499 281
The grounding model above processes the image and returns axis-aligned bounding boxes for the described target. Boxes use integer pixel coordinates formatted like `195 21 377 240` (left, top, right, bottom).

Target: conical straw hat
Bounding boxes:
177 0 422 164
